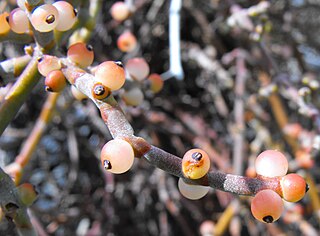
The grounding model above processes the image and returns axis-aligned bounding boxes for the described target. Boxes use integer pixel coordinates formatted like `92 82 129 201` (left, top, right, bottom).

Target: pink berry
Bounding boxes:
95 61 126 91
110 2 130 22
31 4 59 32
125 58 150 81
53 1 77 31
255 150 288 177
9 8 29 34
117 31 137 52
67 42 94 68
251 189 284 223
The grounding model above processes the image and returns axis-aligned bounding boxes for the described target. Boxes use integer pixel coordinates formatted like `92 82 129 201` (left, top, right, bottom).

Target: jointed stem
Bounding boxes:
61 64 284 197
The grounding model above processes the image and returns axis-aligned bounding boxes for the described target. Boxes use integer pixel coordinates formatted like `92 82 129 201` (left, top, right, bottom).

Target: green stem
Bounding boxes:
0 56 41 136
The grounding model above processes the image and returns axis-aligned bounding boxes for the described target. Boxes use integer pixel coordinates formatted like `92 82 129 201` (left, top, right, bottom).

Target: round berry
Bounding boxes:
95 61 126 91
71 85 87 100
148 73 164 93
178 178 209 200
280 174 308 202
125 58 150 81
182 149 210 179
0 12 10 35
122 87 144 106
31 4 59 32
67 42 94 68
37 55 61 77
17 183 37 206
199 221 215 236
117 31 137 53
44 70 67 92
251 189 284 223
8 8 29 34
100 139 135 174
53 1 77 31
255 150 288 177
110 1 130 22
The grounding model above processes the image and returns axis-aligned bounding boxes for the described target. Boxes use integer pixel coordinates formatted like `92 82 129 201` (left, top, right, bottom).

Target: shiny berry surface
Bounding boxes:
53 1 77 31
95 61 126 91
182 149 210 179
125 58 150 81
31 4 59 32
117 31 137 52
281 173 308 202
67 42 94 68
100 139 135 174
178 178 209 200
110 2 130 22
255 150 288 177
251 189 284 223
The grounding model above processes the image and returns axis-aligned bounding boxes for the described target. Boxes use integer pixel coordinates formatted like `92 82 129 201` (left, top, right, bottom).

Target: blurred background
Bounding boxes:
0 0 319 235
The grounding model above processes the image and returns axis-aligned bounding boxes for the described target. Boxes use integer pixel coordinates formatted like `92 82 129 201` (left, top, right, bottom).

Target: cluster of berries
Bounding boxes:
178 149 308 224
109 1 138 52
0 1 77 35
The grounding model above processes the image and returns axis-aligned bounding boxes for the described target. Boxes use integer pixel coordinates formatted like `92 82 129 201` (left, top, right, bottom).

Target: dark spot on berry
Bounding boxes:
5 202 19 212
192 152 202 161
46 14 55 24
94 84 105 96
114 61 123 68
86 44 93 51
73 8 78 17
5 16 9 23
37 56 43 62
104 160 112 170
45 86 53 92
262 216 274 223
305 183 309 193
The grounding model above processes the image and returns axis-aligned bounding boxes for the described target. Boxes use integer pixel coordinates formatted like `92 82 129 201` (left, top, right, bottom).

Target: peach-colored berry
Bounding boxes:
148 73 164 93
95 61 126 91
9 8 29 34
100 139 135 174
117 31 137 52
31 4 59 32
122 87 144 106
110 2 130 22
178 178 209 200
280 173 308 202
251 189 284 223
37 55 61 77
255 150 288 177
53 1 77 31
182 149 210 179
125 58 150 81
44 70 67 92
67 42 94 68
199 220 215 236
